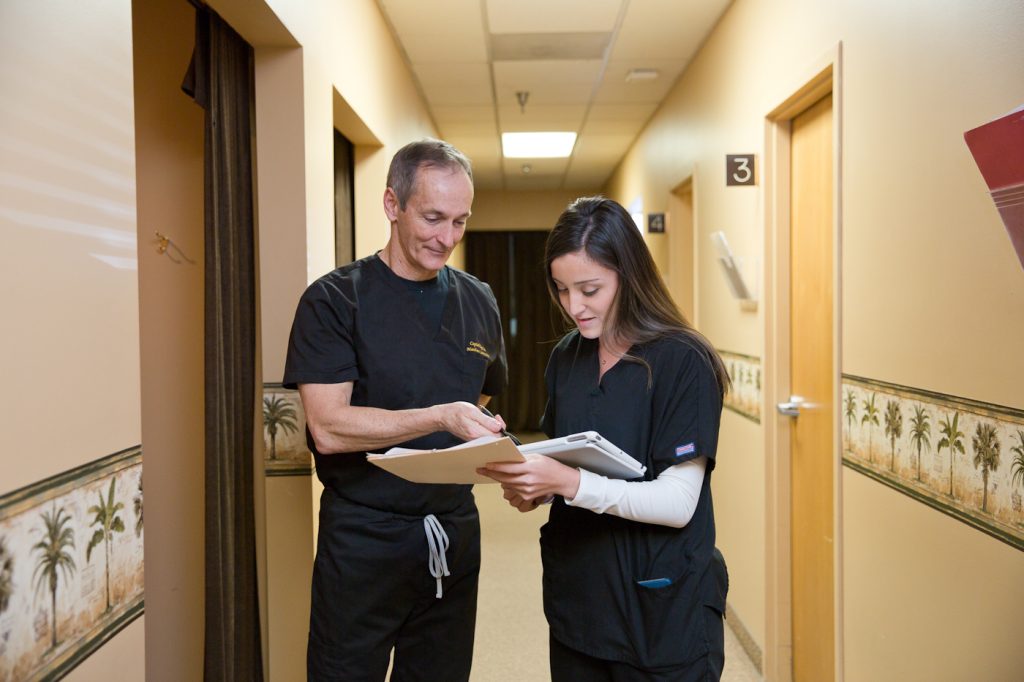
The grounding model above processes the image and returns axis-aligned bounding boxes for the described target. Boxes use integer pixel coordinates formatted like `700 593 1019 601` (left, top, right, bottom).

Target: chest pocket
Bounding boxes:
461 338 493 395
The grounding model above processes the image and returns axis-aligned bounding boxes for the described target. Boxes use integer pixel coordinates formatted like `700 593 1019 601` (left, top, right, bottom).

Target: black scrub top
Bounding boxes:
283 254 507 517
539 331 727 669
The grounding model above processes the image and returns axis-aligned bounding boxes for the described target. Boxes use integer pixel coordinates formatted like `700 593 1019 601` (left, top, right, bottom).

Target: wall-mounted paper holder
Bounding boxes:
710 231 757 311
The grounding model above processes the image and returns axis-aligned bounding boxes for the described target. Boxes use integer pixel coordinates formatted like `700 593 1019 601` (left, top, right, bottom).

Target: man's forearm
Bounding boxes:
308 403 444 454
300 383 499 454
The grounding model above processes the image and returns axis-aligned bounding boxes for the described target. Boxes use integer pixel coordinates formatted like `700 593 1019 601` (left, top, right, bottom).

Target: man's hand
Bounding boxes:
436 401 503 441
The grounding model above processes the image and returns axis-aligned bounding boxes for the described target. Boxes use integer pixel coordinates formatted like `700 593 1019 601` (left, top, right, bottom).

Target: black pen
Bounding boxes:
477 405 522 446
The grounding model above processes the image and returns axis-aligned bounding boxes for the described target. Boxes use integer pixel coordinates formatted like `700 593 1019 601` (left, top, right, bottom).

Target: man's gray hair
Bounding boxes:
386 139 473 209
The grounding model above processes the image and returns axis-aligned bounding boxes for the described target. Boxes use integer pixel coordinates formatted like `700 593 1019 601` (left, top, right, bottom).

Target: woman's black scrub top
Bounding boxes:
539 331 728 669
283 254 507 516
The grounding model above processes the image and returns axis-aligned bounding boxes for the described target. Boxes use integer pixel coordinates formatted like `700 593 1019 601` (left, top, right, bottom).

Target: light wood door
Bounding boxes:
789 93 835 682
669 180 695 323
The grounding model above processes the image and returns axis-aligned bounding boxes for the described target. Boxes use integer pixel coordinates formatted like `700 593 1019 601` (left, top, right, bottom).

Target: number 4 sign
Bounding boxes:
726 154 756 186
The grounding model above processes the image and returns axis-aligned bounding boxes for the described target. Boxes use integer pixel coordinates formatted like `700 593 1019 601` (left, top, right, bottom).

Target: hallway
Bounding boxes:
3 0 1024 680
473 475 762 681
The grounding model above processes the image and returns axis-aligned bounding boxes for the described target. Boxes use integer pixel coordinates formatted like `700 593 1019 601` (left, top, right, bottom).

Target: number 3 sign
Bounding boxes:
726 154 756 186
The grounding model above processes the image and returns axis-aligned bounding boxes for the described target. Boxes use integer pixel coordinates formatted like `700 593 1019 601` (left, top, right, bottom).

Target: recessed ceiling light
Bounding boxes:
625 68 660 82
501 132 577 158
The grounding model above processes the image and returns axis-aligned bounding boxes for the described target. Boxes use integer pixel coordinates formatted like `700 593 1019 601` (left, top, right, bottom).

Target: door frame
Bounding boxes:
761 43 844 682
669 173 697 325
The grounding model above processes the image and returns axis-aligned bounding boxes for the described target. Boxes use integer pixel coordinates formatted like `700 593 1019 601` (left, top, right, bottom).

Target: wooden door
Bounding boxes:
334 129 355 267
789 93 835 682
669 179 695 323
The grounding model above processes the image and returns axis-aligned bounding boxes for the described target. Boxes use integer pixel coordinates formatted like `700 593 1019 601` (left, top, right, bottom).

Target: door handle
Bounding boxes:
777 395 804 418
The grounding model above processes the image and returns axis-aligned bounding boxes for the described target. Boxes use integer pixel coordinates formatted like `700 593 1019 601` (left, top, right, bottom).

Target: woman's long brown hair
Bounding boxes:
545 196 730 397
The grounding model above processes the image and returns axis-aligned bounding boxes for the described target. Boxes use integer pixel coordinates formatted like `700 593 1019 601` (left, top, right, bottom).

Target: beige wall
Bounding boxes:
2 0 141 489
254 46 307 384
843 470 1024 681
1 0 145 678
132 0 206 678
605 0 1024 678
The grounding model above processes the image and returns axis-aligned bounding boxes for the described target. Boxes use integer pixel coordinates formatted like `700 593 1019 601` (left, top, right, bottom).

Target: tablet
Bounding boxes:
519 431 646 479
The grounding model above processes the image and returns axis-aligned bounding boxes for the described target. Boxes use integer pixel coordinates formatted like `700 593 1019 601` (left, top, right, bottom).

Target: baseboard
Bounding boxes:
726 602 763 674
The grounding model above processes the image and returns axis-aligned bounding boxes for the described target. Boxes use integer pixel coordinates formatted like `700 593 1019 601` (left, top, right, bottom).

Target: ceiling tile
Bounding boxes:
436 119 498 137
432 105 496 123
493 60 603 105
485 0 622 34
434 106 497 140
445 134 503 166
571 133 635 164
593 59 685 104
414 62 492 106
563 168 613 190
497 104 587 132
491 32 611 61
579 118 642 136
610 0 731 61
582 104 657 134
380 0 488 61
586 103 659 122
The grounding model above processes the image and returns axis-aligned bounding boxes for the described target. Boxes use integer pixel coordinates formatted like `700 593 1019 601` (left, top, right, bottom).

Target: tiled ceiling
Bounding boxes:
376 0 732 190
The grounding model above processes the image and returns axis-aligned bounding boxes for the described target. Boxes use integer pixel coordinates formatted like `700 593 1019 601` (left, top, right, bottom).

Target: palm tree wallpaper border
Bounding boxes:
843 375 1024 551
719 351 762 423
0 447 144 681
263 384 312 476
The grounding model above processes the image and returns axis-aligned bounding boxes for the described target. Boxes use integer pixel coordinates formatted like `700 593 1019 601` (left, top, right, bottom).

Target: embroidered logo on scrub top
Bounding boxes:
466 340 490 359
675 442 696 457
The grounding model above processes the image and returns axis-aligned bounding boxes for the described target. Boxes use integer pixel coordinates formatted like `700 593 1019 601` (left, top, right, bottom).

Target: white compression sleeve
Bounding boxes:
566 456 707 528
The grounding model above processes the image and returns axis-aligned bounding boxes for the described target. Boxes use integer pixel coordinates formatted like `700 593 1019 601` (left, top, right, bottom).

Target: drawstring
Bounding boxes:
423 514 450 598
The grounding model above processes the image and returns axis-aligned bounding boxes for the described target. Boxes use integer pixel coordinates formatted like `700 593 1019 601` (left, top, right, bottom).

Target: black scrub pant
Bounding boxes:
307 488 481 682
548 608 724 682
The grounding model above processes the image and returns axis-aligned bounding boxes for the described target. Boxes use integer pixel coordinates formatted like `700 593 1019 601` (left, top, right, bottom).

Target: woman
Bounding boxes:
480 196 730 681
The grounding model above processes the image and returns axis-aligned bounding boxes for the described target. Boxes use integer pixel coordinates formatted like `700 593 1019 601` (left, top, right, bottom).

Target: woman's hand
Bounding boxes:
478 454 581 505
501 486 540 512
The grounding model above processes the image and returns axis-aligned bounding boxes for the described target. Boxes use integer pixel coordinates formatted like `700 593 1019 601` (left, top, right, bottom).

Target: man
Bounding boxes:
283 139 507 681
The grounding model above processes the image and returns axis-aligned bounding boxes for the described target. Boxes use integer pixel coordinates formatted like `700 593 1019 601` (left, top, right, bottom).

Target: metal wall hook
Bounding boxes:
155 231 195 265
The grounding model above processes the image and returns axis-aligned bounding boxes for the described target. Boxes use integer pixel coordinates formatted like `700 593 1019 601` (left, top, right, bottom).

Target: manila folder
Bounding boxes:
366 435 524 484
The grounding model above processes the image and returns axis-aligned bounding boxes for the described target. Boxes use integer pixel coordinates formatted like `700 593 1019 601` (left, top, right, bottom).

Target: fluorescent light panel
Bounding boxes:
501 132 577 158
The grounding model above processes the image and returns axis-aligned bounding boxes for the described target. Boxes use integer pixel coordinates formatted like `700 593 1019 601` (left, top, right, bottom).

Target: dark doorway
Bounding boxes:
334 130 355 266
464 231 562 433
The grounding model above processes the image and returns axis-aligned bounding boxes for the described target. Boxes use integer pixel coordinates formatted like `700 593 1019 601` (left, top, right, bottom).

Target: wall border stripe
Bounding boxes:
0 446 142 515
41 598 144 682
724 404 761 423
266 465 314 477
841 375 1022 552
262 383 314 477
843 374 1022 421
